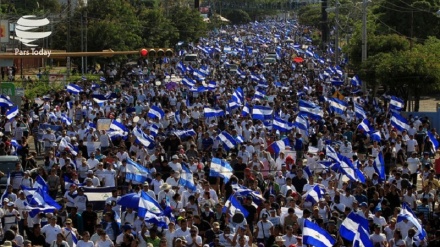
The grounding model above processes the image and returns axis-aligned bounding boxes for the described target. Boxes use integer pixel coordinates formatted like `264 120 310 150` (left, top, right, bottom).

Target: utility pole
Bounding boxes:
361 0 367 91
335 0 339 65
67 0 71 77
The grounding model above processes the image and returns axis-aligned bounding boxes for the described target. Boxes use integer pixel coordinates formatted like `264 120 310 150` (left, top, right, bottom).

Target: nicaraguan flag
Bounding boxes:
329 97 347 115
334 154 360 182
389 96 404 111
100 76 106 82
176 61 187 73
138 191 163 217
390 112 409 132
174 129 197 139
299 100 323 120
373 152 386 181
223 195 249 217
353 225 373 247
209 158 233 183
217 131 238 151
61 114 73 125
66 84 83 94
397 203 427 240
236 68 246 79
267 138 290 154
145 211 169 229
179 165 196 191
174 111 181 123
34 175 49 193
295 115 309 137
148 124 159 137
354 103 367 119
272 117 293 132
6 106 19 119
254 88 266 99
182 77 196 88
427 131 439 153
23 187 62 217
110 120 128 133
371 131 381 142
232 87 244 105
330 78 344 86
340 212 370 241
0 173 10 202
303 219 336 247
351 75 362 87
81 76 87 81
242 102 250 116
59 138 78 156
66 101 73 109
302 185 323 204
252 105 273 120
204 107 225 118
125 158 150 183
92 94 108 105
133 127 155 148
193 70 206 81
0 95 13 108
357 119 374 133
148 106 165 119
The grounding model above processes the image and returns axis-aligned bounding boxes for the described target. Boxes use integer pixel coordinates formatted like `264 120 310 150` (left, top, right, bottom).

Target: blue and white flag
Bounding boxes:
110 120 128 133
34 175 49 193
371 131 382 142
138 191 163 217
267 138 290 154
329 98 347 115
174 111 181 123
303 219 336 247
373 152 386 181
397 203 427 240
299 100 323 120
176 61 187 73
174 129 197 139
427 131 439 153
125 158 150 183
182 77 196 88
209 158 233 183
351 75 362 87
179 165 196 191
66 84 83 95
145 211 169 229
59 138 78 156
100 76 106 82
0 173 10 202
272 117 293 132
252 105 273 120
92 94 108 105
390 112 409 132
217 131 238 151
66 101 73 109
295 115 309 137
302 185 323 204
6 106 19 119
232 87 244 105
389 96 404 112
353 225 373 247
0 95 13 107
357 119 374 133
193 70 206 81
61 114 73 125
148 124 159 137
224 195 249 217
148 106 165 119
133 126 155 148
340 212 370 241
242 103 250 116
23 187 62 217
354 103 367 119
204 107 225 118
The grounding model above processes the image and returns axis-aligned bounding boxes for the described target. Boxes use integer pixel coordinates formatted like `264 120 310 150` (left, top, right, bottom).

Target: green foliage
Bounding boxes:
224 9 252 25
138 8 179 47
20 81 64 99
167 6 207 43
298 4 322 28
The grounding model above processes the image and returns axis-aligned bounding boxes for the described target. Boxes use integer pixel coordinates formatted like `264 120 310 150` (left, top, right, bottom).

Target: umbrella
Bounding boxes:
293 57 304 63
116 193 140 208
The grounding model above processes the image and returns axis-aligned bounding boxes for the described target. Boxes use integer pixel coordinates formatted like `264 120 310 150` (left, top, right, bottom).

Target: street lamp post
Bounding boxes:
361 0 367 91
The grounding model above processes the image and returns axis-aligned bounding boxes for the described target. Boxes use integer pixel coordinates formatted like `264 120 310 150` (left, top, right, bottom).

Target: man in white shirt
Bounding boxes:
168 155 182 173
406 135 418 153
406 152 421 185
340 189 356 209
41 215 62 245
237 146 251 164
369 224 387 247
86 153 99 170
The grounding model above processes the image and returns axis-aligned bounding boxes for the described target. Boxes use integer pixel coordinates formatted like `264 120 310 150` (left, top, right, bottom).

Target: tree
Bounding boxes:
224 9 252 25
167 6 207 44
138 8 179 47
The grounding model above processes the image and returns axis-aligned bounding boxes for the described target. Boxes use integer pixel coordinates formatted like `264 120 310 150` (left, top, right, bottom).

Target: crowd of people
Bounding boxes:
0 16 440 247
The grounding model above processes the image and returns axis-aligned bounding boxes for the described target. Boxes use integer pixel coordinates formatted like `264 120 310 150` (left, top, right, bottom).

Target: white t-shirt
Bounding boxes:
256 221 273 239
41 224 62 244
369 233 387 247
76 240 94 247
185 235 203 246
173 228 190 239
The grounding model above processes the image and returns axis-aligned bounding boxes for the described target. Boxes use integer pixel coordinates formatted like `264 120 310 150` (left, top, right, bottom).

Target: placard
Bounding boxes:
97 119 112 131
